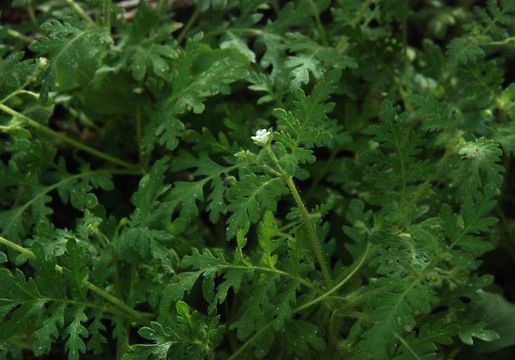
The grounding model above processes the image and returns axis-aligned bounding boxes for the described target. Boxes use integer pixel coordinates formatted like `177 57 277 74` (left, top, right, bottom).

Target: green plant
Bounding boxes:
1 0 515 359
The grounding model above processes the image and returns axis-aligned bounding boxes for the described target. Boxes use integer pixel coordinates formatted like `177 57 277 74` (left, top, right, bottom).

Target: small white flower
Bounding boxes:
251 128 271 146
37 57 48 68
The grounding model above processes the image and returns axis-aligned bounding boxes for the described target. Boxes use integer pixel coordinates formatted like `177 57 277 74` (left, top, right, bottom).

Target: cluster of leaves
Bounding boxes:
1 0 515 359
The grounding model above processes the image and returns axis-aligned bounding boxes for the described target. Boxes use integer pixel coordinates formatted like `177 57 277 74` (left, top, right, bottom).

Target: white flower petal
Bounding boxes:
251 129 271 146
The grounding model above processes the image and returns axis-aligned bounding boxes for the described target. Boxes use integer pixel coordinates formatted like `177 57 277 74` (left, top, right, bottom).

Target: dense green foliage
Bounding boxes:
1 0 515 359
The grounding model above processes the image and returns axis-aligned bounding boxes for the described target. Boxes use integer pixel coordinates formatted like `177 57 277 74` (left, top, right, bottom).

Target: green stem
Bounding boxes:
4 28 33 43
0 296 139 323
158 0 169 15
484 37 515 46
495 206 515 260
400 16 413 112
0 66 40 105
306 0 328 46
128 265 136 310
27 1 37 25
63 0 95 24
229 243 371 358
135 111 148 171
398 85 413 112
404 144 454 217
271 0 280 16
103 0 112 31
351 0 374 28
84 282 146 321
1 168 139 239
177 7 200 44
93 229 110 248
0 235 151 323
0 236 35 259
278 219 302 233
294 243 372 312
395 333 422 360
265 146 284 173
277 213 321 234
220 264 316 289
228 323 274 360
283 176 332 282
204 27 275 39
1 90 39 104
0 104 139 170
306 149 337 200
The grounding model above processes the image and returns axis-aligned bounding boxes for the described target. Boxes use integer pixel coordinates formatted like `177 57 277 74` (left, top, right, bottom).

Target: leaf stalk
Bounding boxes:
0 104 140 171
0 235 151 323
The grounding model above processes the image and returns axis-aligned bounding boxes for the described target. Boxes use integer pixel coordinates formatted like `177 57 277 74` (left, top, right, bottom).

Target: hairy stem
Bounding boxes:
283 175 332 282
0 104 140 170
0 235 151 323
